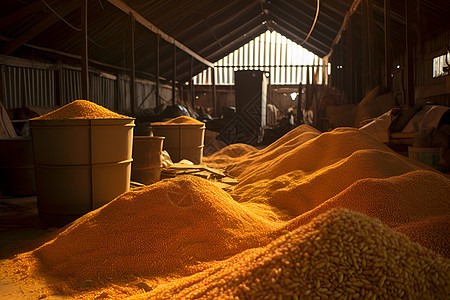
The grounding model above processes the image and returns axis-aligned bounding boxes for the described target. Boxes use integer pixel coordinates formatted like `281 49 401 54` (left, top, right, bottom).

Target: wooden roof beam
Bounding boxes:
195 14 266 59
0 0 80 55
271 5 335 44
176 26 268 81
280 0 342 28
180 9 264 58
271 15 330 52
271 22 327 57
0 0 46 29
160 0 244 38
325 0 362 58
176 1 259 42
106 0 214 68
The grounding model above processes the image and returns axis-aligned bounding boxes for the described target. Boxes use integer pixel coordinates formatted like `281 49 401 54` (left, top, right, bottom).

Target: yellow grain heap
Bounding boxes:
394 215 449 258
202 124 321 174
7 124 449 299
232 127 400 184
32 100 132 120
134 209 450 299
201 143 257 169
209 127 449 257
24 176 281 281
152 116 204 125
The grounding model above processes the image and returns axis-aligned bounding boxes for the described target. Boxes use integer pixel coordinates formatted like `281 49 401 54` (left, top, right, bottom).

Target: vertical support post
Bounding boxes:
155 34 160 108
346 22 353 103
114 74 120 112
297 81 303 125
322 56 328 87
129 14 136 115
81 0 89 99
406 0 415 107
172 43 176 106
339 43 344 95
384 0 392 91
0 65 3 105
361 0 367 94
55 60 62 106
190 56 195 108
212 67 216 116
367 0 375 89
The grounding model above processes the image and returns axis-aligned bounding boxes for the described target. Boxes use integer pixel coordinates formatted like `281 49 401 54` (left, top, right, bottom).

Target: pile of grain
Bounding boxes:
233 128 408 185
202 143 257 169
151 116 204 125
394 215 449 258
202 124 319 172
213 126 449 257
31 100 131 120
25 176 281 281
232 151 446 219
9 124 449 298
279 170 450 256
135 209 450 299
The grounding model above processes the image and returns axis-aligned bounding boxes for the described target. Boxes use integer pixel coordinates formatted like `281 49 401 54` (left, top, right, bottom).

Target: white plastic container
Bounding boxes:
31 118 134 227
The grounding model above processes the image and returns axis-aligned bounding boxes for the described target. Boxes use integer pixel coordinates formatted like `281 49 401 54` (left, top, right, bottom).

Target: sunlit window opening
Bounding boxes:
432 52 450 78
193 30 328 85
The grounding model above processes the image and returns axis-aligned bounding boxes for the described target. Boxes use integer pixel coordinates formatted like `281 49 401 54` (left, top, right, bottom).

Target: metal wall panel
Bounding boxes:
90 74 116 109
1 65 55 109
61 69 81 105
1 59 174 113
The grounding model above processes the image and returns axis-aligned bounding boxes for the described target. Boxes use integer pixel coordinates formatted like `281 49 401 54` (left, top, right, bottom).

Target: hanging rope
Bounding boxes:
41 0 81 31
41 0 104 48
300 0 320 45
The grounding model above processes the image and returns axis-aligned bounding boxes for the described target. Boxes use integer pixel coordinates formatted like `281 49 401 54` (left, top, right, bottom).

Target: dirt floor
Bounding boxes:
0 196 55 299
1 126 449 299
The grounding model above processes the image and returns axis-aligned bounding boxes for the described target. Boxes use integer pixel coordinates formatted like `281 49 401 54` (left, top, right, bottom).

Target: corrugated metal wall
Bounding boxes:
1 58 176 112
61 68 82 105
90 73 116 109
1 65 55 108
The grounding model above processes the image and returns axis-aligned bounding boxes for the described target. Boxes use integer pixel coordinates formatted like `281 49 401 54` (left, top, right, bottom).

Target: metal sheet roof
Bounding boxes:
1 0 449 83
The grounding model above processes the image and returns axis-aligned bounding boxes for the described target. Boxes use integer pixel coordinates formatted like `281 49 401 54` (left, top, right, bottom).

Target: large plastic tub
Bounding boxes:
132 136 164 184
151 123 205 164
31 119 134 227
0 137 36 196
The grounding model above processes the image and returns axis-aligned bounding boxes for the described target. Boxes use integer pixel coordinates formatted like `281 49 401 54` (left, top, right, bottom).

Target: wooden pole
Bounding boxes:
212 67 216 116
81 0 89 99
55 60 62 106
0 64 3 105
172 43 176 106
190 56 195 108
384 0 392 91
114 74 120 112
297 81 303 125
155 34 160 108
406 0 415 107
129 14 136 115
367 0 375 90
107 0 214 68
345 24 353 103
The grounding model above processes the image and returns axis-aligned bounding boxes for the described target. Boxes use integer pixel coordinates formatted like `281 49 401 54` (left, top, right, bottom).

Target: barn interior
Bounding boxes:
0 0 449 299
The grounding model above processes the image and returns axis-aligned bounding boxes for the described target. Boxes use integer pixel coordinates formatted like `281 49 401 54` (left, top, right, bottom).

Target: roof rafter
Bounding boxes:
106 0 214 68
270 21 327 57
0 0 80 55
271 14 330 54
270 5 335 44
0 0 46 29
